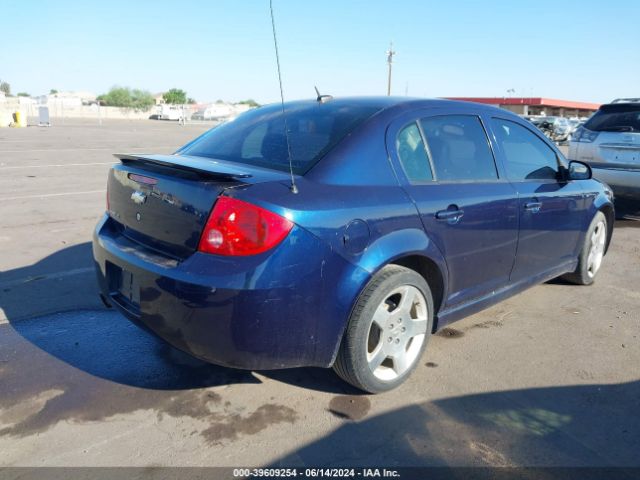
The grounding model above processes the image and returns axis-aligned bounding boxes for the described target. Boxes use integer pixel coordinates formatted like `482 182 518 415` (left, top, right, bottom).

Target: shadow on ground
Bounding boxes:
0 242 102 321
616 218 640 229
270 381 640 467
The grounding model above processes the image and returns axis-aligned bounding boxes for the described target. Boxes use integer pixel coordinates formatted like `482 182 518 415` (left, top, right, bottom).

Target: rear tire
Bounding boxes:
333 265 434 393
562 211 608 285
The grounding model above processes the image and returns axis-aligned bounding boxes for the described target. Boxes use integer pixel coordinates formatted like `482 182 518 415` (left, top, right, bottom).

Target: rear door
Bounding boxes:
488 117 589 282
389 112 519 309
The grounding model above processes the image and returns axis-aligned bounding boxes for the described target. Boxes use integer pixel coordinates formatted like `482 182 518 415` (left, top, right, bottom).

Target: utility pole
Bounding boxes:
386 42 395 96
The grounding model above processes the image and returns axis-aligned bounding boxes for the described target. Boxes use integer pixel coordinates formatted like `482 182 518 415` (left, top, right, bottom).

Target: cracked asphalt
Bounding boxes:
0 120 638 467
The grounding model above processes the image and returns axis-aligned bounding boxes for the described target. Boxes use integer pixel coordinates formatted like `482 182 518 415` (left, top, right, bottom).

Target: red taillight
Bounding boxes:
198 197 293 256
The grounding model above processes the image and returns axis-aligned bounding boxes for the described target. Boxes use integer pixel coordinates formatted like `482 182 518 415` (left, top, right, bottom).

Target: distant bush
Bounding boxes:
17 92 30 97
163 88 188 105
97 87 154 110
237 99 260 107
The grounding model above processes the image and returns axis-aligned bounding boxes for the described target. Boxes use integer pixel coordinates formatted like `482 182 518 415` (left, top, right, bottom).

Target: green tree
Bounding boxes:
17 92 30 97
163 88 187 104
0 80 10 96
129 89 155 109
49 89 58 94
97 86 154 110
187 97 196 104
237 99 260 107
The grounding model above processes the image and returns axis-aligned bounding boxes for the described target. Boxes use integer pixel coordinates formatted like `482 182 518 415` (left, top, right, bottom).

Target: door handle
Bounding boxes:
436 208 464 224
524 201 542 213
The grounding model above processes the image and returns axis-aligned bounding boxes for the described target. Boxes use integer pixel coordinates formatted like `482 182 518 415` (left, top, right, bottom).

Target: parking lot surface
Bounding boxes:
0 120 638 467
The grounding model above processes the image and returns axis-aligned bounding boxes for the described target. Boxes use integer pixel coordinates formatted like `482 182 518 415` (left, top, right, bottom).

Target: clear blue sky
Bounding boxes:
1 0 638 104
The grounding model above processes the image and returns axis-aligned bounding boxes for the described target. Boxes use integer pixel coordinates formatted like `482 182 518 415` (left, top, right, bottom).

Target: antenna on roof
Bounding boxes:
269 0 298 194
314 86 333 104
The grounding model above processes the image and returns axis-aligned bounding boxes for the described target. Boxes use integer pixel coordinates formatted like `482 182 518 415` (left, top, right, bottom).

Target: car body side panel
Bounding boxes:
407 183 519 308
505 179 588 281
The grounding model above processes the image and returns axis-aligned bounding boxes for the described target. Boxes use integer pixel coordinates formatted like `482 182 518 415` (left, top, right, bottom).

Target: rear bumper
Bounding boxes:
93 214 369 370
591 166 640 204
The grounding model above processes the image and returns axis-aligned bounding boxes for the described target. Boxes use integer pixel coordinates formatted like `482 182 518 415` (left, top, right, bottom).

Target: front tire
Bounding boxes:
563 211 608 285
333 265 434 393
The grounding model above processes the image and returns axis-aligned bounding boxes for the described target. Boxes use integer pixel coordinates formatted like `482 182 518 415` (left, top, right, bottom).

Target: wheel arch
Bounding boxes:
328 229 449 366
390 255 446 332
591 190 614 254
352 226 449 332
598 203 615 253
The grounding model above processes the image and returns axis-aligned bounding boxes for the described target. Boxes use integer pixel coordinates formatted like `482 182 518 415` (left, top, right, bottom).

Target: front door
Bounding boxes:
489 117 588 282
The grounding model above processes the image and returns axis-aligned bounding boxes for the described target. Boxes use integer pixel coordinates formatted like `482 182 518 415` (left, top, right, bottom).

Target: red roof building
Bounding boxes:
444 97 601 118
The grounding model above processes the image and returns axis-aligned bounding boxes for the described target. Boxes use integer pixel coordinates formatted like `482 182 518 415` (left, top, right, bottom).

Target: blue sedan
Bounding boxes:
93 97 614 392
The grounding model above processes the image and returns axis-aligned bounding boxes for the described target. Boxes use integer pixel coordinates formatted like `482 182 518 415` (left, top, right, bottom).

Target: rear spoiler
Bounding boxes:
114 153 252 181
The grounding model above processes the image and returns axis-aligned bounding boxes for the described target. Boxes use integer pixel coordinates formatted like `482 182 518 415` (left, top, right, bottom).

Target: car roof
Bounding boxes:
272 96 514 118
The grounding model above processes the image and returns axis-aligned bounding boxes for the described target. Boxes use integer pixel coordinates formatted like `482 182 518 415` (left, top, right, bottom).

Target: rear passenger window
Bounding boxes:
491 118 559 181
396 122 433 182
419 115 498 181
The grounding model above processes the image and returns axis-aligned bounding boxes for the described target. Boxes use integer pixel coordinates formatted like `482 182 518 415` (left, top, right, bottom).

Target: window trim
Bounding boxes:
415 120 439 182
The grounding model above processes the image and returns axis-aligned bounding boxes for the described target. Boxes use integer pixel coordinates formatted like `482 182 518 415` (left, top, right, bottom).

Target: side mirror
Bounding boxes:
568 161 591 180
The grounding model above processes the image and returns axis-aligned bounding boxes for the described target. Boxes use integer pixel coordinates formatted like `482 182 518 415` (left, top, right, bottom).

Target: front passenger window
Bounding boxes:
491 118 559 181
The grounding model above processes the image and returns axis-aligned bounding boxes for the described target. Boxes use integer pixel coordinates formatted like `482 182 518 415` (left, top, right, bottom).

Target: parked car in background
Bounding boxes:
191 107 226 121
94 97 614 393
552 117 572 143
569 101 640 213
529 116 571 143
567 118 584 140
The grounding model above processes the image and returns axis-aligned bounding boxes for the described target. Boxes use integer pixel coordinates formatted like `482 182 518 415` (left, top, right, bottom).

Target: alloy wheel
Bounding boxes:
587 220 606 278
366 285 428 381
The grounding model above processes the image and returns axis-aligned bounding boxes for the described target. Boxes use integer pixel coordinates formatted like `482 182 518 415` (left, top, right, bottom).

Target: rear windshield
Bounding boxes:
585 105 640 133
178 102 381 174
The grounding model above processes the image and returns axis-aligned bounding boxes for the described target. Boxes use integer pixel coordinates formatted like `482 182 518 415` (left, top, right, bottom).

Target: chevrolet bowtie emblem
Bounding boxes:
131 191 147 205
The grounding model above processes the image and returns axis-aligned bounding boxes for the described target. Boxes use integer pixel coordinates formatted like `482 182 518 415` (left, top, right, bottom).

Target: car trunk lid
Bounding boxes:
107 153 289 259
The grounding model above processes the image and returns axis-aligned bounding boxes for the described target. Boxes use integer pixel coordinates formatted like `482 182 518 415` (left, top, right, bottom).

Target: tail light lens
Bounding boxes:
198 197 293 256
